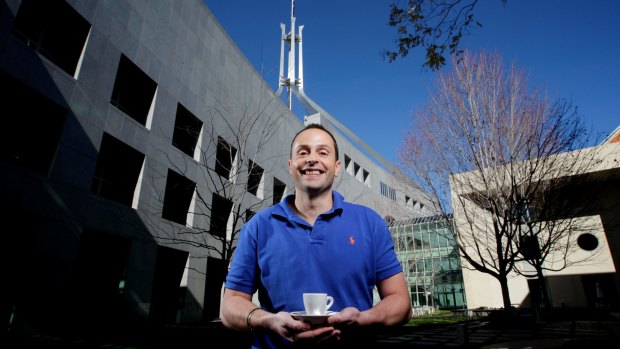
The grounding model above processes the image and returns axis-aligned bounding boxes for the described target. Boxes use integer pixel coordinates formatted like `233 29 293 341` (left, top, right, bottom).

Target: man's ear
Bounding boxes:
288 159 293 175
335 160 341 177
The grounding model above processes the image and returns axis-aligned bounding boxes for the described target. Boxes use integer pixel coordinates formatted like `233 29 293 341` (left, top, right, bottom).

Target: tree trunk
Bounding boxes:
499 275 513 317
536 265 552 309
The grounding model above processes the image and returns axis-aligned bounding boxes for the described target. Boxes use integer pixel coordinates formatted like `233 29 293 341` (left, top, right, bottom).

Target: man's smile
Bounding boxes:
302 169 324 175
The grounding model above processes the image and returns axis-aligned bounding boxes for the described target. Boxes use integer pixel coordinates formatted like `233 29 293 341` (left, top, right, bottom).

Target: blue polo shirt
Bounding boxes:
225 191 402 348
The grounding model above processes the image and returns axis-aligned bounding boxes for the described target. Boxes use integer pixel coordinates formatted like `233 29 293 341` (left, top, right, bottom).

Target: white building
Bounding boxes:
453 132 620 310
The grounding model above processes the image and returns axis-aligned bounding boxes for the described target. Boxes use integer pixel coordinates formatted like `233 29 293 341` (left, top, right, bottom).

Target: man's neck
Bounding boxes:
291 190 333 226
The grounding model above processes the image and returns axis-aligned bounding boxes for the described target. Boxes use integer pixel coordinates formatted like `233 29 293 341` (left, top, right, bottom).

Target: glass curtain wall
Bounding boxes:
390 216 466 310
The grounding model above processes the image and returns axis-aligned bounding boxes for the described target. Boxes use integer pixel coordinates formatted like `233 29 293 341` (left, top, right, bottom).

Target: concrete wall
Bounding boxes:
455 142 620 309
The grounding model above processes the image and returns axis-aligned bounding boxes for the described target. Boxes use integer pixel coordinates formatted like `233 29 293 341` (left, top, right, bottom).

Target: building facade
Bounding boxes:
1 0 433 330
453 136 620 310
390 216 466 310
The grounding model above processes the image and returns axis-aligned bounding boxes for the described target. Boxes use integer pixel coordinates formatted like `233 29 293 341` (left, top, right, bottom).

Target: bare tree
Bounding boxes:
145 91 289 321
383 0 507 71
398 50 602 312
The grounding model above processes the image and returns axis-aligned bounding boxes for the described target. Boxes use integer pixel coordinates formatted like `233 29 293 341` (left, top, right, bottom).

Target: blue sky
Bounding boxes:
204 0 619 166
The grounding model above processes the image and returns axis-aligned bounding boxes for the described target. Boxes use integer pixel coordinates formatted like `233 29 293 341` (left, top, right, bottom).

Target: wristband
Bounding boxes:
247 307 261 332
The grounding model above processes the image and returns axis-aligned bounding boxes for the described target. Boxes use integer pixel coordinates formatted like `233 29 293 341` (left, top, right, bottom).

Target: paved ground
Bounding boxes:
374 317 620 348
5 311 620 348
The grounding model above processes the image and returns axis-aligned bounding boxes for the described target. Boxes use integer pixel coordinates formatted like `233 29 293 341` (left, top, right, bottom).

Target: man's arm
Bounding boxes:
358 272 412 326
220 288 261 331
221 288 335 342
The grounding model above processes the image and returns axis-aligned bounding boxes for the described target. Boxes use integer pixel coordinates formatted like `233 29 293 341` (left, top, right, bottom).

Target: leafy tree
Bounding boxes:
398 50 602 312
384 0 506 71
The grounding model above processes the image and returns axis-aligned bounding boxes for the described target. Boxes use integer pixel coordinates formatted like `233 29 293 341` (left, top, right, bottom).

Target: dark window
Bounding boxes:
209 194 233 238
74 230 131 319
162 169 196 225
273 177 286 204
520 235 542 260
247 160 264 196
110 54 157 126
150 246 189 324
245 209 255 223
1 72 66 175
172 103 202 157
203 257 226 321
215 137 236 179
12 0 90 76
354 162 360 177
363 169 369 183
380 182 396 201
577 233 599 251
91 133 145 206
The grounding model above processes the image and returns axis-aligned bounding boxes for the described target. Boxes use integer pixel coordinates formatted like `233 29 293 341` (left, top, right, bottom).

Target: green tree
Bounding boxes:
384 0 506 71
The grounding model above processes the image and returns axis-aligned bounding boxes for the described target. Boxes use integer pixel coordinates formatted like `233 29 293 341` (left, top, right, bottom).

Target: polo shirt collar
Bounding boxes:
272 191 344 224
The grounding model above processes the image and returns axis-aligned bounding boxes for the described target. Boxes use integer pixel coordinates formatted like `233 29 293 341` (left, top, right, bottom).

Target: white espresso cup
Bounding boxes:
303 293 334 315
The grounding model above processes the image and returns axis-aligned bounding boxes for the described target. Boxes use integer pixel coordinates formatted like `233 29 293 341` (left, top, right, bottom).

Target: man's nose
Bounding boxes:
306 153 317 163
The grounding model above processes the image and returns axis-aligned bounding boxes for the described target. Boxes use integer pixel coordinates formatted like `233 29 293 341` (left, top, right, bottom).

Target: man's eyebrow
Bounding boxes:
293 143 332 150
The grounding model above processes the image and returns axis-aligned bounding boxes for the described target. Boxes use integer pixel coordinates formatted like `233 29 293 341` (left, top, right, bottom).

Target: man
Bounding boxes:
221 124 412 348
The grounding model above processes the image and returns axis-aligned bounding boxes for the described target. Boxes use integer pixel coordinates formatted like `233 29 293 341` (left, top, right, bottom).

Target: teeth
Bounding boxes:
304 170 321 175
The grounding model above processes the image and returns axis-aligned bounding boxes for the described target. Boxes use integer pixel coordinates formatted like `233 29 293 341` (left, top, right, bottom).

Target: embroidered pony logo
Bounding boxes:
349 236 355 245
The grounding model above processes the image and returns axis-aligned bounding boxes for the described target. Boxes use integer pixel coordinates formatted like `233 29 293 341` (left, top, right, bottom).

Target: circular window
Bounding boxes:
577 233 599 251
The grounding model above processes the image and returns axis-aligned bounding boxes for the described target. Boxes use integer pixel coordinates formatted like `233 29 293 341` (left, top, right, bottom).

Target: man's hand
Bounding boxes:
326 307 361 328
274 312 342 344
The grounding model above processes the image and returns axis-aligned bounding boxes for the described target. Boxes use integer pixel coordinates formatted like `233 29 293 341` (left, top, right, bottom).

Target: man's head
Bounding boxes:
289 124 339 161
288 124 341 195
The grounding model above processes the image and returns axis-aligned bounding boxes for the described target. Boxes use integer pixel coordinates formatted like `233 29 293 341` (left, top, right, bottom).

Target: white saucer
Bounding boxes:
290 311 339 325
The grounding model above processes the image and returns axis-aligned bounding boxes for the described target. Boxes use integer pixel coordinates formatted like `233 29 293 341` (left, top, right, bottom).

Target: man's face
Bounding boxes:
288 128 341 195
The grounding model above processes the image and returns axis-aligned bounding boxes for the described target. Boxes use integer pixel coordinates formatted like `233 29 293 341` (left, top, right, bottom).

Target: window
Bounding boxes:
172 103 202 158
363 169 370 186
215 137 237 179
577 233 599 251
380 182 396 201
74 230 131 315
1 72 66 175
150 246 189 324
209 194 233 238
520 235 542 260
91 133 145 207
344 155 353 176
406 196 417 209
245 209 255 223
273 177 286 204
110 54 157 127
162 169 196 225
12 0 90 76
247 159 264 197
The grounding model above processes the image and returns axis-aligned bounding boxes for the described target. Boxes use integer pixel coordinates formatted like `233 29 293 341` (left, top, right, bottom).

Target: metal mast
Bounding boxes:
272 1 417 183
275 0 303 110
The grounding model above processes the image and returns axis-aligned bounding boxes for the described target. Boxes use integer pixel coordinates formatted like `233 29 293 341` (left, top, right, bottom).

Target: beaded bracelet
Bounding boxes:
247 307 261 332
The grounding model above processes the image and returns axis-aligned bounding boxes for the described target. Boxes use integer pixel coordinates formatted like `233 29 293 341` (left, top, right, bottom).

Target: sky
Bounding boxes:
204 0 620 167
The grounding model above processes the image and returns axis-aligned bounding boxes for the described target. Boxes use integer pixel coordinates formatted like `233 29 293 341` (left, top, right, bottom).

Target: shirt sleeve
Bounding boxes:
372 211 403 281
224 218 259 295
